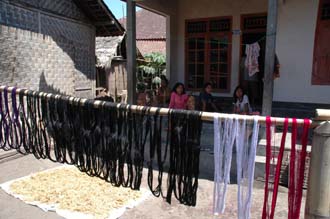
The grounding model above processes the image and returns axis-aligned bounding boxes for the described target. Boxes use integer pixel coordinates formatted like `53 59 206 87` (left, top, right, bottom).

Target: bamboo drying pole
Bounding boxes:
0 86 321 127
314 109 330 121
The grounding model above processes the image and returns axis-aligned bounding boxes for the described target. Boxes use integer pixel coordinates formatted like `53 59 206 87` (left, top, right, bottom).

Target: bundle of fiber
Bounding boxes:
1 166 150 219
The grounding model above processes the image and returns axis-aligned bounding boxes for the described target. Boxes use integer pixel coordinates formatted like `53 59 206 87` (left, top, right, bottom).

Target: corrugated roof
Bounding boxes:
73 0 125 36
119 9 166 39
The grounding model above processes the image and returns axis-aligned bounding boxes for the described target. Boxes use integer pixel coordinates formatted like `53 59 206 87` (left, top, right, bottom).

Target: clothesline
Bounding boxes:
0 86 319 127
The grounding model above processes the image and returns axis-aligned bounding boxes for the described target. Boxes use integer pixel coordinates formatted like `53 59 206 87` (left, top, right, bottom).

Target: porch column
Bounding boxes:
126 0 137 104
165 15 171 81
262 0 278 116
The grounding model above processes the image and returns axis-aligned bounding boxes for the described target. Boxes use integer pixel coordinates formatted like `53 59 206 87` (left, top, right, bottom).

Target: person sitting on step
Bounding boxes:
199 82 219 112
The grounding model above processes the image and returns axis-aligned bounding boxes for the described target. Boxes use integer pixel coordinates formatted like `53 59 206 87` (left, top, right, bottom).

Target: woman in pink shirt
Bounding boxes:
169 82 189 109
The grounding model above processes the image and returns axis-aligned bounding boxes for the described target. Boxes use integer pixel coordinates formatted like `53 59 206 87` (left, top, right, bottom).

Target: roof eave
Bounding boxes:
73 0 125 37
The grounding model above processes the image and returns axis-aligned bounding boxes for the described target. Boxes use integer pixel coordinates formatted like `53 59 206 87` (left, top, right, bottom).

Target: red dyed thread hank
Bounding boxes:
288 119 310 219
262 117 289 219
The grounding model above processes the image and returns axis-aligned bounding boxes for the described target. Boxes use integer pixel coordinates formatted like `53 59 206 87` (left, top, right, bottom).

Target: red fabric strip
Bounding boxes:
262 116 272 219
263 118 310 219
262 118 289 219
269 118 289 219
288 118 297 219
293 119 310 219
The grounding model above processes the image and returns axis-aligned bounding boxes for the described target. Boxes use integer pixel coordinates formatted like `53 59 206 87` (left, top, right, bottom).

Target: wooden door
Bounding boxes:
312 0 330 85
240 14 267 105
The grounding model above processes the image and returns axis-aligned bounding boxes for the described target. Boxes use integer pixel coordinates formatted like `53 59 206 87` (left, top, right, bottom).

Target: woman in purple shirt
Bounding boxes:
169 82 189 109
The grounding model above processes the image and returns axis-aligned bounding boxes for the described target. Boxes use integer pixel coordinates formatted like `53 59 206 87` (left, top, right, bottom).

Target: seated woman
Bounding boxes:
169 82 189 109
233 85 252 115
199 83 219 112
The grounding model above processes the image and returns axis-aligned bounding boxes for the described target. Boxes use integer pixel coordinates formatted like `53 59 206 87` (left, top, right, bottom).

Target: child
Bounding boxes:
233 85 251 114
169 82 189 109
199 82 219 112
137 93 147 106
157 75 171 107
137 85 147 106
186 95 196 110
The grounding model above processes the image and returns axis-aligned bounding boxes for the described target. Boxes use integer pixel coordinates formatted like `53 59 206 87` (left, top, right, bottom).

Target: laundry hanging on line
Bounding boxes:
213 114 259 219
245 42 260 77
0 86 203 207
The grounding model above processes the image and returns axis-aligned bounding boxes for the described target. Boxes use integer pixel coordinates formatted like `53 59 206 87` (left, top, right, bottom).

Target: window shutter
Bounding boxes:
312 0 330 85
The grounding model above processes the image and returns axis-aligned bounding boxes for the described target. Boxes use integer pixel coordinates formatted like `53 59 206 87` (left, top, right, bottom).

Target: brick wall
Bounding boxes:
0 0 95 98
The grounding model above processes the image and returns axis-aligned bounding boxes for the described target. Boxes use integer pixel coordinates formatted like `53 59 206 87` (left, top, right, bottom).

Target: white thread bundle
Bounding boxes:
213 115 238 214
236 117 259 219
213 115 259 219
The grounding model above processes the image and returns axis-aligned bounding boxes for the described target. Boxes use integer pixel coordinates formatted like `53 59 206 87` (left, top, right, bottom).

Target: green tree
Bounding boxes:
138 52 166 91
139 52 166 75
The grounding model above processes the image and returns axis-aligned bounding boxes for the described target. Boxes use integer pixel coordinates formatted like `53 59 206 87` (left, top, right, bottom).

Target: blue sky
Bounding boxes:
104 0 141 19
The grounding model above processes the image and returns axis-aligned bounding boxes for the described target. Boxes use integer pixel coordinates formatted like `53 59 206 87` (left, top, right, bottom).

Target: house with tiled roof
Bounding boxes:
120 9 166 56
121 0 330 117
0 0 124 99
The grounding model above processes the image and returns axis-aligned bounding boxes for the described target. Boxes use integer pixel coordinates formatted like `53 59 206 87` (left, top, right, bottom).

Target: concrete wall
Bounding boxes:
139 0 330 104
0 0 96 98
274 0 330 104
175 0 268 97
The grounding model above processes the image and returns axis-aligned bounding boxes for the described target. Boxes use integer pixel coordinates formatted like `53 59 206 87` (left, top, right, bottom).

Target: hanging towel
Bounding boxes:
245 43 260 77
236 116 259 219
213 115 238 215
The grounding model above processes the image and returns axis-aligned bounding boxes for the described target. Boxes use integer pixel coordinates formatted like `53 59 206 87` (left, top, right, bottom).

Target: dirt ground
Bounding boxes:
0 154 306 219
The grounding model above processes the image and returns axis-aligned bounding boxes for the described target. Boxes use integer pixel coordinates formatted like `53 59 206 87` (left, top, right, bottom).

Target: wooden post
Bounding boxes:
126 0 137 104
262 0 278 116
305 121 330 219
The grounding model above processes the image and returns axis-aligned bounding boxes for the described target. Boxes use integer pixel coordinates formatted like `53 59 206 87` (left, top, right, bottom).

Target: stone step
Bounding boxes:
258 132 312 151
255 155 277 164
0 149 25 164
257 133 312 158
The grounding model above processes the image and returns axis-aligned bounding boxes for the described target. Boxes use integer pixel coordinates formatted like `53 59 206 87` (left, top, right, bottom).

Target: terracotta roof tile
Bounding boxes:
136 40 166 56
119 9 166 39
